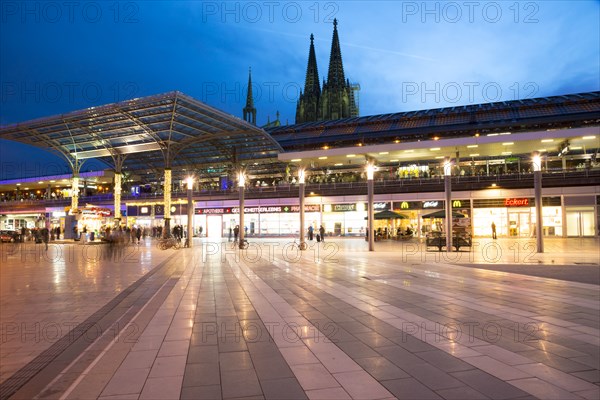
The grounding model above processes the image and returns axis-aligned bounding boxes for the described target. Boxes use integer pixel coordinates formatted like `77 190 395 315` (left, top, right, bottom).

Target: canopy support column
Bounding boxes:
163 168 172 238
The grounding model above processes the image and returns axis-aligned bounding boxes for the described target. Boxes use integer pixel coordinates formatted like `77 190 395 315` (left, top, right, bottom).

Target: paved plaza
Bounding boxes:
0 237 598 399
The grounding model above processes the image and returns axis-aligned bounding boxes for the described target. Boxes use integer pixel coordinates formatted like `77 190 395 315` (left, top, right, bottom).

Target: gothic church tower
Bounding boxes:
296 19 358 124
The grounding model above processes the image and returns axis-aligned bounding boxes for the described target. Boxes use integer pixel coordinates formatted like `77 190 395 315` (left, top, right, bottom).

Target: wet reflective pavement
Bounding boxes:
0 237 598 399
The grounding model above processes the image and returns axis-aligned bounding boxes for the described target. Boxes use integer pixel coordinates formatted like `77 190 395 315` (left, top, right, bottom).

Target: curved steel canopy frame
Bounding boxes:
0 91 284 182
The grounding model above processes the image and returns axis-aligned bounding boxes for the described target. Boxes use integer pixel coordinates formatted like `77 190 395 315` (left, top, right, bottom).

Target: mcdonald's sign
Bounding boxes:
400 201 409 209
452 200 462 208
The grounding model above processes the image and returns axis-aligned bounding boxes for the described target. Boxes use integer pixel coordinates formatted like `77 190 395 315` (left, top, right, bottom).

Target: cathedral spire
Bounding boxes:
304 34 321 97
326 18 346 88
243 67 256 125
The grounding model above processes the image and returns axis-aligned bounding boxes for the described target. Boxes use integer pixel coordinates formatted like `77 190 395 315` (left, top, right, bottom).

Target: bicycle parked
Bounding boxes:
230 238 249 250
291 238 308 251
157 237 182 250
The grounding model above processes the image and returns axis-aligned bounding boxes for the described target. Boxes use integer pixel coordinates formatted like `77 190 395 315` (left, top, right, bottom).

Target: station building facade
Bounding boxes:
1 91 599 240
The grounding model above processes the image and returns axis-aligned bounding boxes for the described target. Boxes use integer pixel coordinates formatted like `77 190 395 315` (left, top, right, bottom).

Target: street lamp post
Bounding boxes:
186 177 194 248
298 168 306 250
532 153 544 253
366 163 375 252
238 171 245 249
444 159 453 253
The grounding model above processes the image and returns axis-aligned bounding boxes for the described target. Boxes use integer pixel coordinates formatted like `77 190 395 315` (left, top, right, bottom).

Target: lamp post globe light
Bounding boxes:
186 176 194 248
443 158 453 253
366 163 375 252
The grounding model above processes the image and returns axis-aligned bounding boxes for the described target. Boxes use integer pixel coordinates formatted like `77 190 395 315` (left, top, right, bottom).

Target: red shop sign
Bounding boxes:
504 198 529 207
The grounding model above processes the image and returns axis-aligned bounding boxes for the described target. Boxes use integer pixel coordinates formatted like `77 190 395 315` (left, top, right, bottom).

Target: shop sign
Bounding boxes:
154 205 164 215
81 207 111 216
504 198 529 207
400 201 410 209
195 208 230 215
451 200 470 208
422 201 441 208
374 202 389 210
287 204 321 212
332 204 357 212
195 204 321 215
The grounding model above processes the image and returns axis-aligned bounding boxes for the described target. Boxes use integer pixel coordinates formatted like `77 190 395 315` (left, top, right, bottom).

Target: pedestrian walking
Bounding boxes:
491 222 497 239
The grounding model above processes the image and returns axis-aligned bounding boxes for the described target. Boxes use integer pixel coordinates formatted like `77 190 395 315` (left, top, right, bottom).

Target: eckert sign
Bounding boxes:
504 198 529 207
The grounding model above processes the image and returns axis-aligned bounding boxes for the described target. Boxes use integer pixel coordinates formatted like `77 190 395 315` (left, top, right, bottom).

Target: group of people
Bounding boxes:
307 225 326 242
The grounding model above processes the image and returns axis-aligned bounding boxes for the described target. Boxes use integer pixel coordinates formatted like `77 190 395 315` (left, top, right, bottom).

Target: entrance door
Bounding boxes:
508 211 530 237
206 215 222 238
566 210 596 237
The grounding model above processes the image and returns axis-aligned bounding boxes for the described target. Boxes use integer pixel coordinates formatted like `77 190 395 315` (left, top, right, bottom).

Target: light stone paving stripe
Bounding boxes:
226 254 396 400
56 250 200 399
373 278 600 341
267 254 597 399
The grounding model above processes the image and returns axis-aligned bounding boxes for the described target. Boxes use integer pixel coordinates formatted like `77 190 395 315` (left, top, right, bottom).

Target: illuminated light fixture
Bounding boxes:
474 133 480 137
16 183 21 186
582 136 596 140
499 132 511 135
502 142 514 146
532 152 542 172
310 191 315 195
298 169 305 184
357 143 363 147
186 176 194 190
467 144 478 148
38 181 43 184
291 158 302 162
334 163 343 166
322 145 329 150
433 136 440 140
404 150 414 153
469 153 480 157
318 156 328 160
379 151 389 155
570 146 582 150
487 133 499 137
366 163 375 180
435 156 444 159
541 139 554 143
390 159 399 162
24 187 29 190
50 180 55 182
346 154 356 158
443 158 452 176
237 171 246 187
502 151 512 155
394 139 400 143
491 183 497 187
430 148 440 151
538 149 547 152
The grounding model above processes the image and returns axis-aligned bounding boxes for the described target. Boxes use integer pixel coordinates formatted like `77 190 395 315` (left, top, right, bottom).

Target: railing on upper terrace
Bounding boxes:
1 168 599 206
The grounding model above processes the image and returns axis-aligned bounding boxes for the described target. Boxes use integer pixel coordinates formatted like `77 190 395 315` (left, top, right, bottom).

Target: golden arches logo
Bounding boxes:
400 201 409 209
452 200 462 207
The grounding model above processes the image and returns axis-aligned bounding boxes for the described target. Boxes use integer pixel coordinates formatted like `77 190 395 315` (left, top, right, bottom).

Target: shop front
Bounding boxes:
321 203 376 237
195 204 321 238
472 197 562 237
564 196 597 237
392 200 471 237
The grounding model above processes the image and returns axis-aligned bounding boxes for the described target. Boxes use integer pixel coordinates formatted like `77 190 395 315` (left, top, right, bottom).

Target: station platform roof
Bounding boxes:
0 92 284 182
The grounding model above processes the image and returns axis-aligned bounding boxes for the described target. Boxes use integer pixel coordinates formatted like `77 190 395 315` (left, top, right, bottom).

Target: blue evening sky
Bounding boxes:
1 1 599 178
